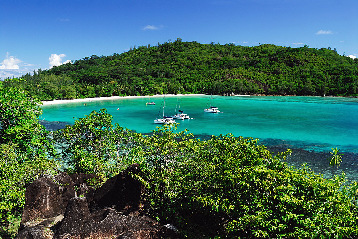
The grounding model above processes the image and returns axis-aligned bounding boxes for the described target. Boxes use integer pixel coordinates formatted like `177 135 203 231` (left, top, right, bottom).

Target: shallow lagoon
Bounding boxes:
41 95 358 181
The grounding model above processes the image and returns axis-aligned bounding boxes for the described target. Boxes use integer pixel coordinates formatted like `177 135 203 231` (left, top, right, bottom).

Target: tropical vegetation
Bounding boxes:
0 87 57 238
3 39 358 100
2 40 358 238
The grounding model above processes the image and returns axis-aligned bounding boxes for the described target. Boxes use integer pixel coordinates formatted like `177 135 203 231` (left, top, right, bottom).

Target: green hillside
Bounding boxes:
4 39 358 100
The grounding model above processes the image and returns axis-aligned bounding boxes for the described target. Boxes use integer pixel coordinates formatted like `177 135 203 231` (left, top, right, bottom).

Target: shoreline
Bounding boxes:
41 94 206 106
42 93 358 106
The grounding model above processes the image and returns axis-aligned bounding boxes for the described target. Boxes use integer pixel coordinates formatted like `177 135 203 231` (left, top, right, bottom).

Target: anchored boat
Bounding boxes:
172 110 190 120
204 106 220 113
154 96 176 124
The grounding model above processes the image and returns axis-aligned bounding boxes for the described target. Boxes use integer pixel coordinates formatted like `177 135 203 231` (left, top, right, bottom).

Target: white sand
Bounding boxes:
41 94 206 106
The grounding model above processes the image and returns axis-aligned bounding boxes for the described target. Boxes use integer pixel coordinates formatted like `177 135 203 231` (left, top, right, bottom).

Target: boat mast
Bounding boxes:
163 95 165 117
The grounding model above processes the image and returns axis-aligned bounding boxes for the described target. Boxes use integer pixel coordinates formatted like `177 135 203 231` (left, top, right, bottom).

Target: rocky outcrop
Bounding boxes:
16 164 180 239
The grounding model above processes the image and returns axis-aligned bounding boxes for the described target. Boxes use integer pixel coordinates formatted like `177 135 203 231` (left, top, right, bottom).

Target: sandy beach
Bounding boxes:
41 94 342 106
41 94 206 106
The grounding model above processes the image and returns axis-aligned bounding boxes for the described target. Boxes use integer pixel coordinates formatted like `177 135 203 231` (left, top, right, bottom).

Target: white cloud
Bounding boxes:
292 42 304 45
0 53 21 70
49 54 70 68
0 53 40 79
348 55 357 59
316 30 333 35
143 25 160 30
0 69 22 79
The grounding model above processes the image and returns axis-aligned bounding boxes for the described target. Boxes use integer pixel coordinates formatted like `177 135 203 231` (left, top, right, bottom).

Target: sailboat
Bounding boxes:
172 110 190 120
154 96 175 124
204 94 220 113
172 98 190 120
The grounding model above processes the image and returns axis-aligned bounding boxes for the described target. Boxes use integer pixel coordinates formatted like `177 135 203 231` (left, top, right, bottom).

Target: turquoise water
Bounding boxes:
41 95 358 154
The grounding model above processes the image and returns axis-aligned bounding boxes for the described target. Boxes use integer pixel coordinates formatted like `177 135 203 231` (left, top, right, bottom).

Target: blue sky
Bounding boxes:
1 0 357 79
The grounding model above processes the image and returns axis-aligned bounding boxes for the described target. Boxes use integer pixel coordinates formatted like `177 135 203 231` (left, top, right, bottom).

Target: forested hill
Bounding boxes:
5 39 358 100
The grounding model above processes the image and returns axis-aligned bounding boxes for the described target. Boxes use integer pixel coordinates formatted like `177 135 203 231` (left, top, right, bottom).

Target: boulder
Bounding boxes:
55 198 172 239
17 164 181 239
20 173 75 224
90 163 143 212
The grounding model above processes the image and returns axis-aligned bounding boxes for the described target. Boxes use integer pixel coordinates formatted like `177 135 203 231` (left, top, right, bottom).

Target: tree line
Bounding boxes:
3 39 358 100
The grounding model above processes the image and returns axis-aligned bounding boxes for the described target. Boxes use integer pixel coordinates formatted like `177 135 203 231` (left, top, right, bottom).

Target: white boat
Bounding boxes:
204 106 220 113
204 94 220 113
172 98 191 120
154 116 176 124
154 96 176 124
146 97 155 105
172 110 190 120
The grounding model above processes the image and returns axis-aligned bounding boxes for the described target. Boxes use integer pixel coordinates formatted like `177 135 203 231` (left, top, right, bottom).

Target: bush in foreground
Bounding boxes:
55 110 358 238
0 87 57 238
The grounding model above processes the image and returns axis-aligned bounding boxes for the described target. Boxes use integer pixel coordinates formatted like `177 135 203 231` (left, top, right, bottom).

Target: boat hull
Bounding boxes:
172 113 190 120
154 117 176 124
204 108 220 113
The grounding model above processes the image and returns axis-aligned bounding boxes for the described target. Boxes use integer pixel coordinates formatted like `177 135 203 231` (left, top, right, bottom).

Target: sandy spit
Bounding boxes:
41 94 206 106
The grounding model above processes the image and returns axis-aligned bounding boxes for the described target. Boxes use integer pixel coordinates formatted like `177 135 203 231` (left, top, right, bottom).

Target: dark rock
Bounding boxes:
54 197 91 237
90 163 143 212
16 224 50 239
20 173 74 224
55 206 171 239
17 164 182 239
16 215 63 239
